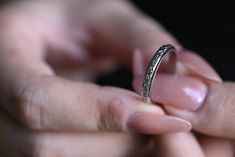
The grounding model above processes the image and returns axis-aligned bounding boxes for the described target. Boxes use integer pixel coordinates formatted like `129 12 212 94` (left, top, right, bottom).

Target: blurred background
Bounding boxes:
98 0 235 88
133 0 235 80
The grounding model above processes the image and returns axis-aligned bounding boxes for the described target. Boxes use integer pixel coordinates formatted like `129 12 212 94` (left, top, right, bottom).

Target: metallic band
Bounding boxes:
142 44 177 103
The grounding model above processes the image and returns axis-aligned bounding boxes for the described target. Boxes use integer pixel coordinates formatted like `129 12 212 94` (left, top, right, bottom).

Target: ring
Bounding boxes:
142 44 177 103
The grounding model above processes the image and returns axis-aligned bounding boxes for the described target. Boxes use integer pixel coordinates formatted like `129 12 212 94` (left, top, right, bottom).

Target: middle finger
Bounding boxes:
0 110 150 157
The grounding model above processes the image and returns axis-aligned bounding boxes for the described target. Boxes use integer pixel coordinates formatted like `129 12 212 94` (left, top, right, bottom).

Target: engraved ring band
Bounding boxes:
141 44 177 103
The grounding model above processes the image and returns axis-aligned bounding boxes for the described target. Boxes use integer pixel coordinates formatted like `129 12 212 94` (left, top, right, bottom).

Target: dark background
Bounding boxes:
98 0 235 88
132 0 235 81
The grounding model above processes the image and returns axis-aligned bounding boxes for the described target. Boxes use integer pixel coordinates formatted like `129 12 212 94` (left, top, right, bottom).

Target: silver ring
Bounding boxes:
142 44 177 103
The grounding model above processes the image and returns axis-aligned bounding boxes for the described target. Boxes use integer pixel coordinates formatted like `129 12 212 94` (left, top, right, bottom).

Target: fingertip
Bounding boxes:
164 105 195 123
127 113 192 134
178 50 222 83
151 74 208 111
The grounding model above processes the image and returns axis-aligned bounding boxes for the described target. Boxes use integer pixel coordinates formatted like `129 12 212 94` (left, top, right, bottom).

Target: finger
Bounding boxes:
134 73 208 111
199 136 234 157
2 71 192 133
176 50 222 83
0 110 149 157
22 77 189 133
0 6 191 134
132 47 235 139
165 82 235 139
153 52 235 138
75 0 181 66
132 45 221 109
132 49 224 113
133 49 208 111
132 49 221 90
155 132 205 157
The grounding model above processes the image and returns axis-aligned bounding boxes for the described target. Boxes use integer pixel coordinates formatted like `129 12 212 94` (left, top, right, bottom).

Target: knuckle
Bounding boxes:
98 97 129 131
15 84 49 130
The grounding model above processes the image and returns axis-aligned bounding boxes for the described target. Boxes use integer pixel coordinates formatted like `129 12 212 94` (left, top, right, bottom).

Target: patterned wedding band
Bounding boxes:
142 44 177 103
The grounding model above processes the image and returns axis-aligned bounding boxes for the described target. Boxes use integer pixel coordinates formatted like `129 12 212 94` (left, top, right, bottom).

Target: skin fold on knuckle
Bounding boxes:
14 82 49 130
98 96 128 131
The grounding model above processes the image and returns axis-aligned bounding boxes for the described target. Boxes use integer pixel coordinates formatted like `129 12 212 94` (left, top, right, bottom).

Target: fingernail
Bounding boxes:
127 113 192 134
153 74 208 111
178 50 222 82
108 97 164 125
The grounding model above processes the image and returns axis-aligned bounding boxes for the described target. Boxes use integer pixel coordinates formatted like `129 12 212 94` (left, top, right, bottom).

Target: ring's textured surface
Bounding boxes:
142 44 177 103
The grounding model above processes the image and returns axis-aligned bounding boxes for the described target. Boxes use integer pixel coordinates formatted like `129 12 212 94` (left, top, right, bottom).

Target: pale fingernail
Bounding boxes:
153 74 208 111
108 97 164 124
127 113 192 134
178 50 222 82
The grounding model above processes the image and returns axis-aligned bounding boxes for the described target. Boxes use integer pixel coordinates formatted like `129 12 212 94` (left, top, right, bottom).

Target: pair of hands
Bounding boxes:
0 0 234 156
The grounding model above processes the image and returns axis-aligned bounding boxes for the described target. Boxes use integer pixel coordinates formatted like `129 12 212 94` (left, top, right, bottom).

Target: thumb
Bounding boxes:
163 51 235 138
166 82 235 139
132 49 235 138
162 51 235 138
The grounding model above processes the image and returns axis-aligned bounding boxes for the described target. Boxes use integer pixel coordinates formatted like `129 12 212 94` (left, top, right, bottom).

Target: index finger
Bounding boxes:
73 0 180 66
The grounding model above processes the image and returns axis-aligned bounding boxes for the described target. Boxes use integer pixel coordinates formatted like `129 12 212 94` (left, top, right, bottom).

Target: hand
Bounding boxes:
0 0 191 156
133 48 235 156
0 109 152 157
160 53 235 157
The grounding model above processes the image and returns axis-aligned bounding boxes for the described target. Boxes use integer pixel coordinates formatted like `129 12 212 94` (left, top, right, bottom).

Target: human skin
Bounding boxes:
133 48 235 157
1 0 235 157
0 0 191 156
